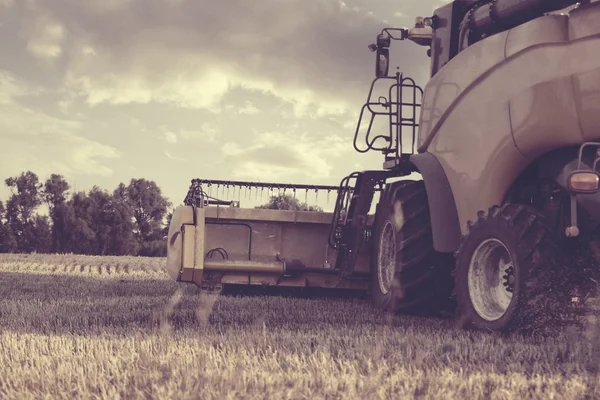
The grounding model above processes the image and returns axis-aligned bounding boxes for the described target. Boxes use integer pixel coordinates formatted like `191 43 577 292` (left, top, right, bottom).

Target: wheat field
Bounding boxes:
1 253 599 399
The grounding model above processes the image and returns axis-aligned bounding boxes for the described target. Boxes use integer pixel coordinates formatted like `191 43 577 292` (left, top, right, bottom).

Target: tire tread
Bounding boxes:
372 180 455 316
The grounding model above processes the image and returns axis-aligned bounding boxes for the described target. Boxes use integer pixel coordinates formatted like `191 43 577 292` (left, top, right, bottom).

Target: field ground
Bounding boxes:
1 253 600 399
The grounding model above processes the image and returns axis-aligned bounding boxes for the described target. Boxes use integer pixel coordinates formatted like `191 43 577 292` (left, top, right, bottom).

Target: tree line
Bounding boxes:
0 171 324 257
0 171 173 256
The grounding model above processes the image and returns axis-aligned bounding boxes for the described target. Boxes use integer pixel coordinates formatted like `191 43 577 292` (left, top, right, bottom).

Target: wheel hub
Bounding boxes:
467 238 514 321
377 220 396 295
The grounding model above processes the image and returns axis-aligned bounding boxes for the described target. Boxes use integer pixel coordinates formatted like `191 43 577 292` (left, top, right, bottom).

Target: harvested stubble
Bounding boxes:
0 253 599 399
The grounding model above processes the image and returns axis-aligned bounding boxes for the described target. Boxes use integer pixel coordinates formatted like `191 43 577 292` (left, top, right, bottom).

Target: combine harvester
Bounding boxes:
167 0 600 332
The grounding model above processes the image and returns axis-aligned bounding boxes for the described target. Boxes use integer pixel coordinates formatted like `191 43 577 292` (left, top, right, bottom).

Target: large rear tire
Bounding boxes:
370 180 455 316
454 203 569 333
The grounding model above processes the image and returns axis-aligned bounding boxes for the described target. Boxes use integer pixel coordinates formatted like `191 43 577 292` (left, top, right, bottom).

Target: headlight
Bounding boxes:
568 171 600 193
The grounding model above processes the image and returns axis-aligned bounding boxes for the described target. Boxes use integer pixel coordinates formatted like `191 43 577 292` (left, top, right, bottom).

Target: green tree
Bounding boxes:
106 193 140 256
256 194 323 212
86 187 139 256
0 200 17 253
63 191 96 255
4 171 44 252
43 174 71 253
52 187 138 256
114 179 171 256
32 215 52 253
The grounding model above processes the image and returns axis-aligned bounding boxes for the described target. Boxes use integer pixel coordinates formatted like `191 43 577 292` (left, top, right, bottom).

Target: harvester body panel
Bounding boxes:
419 5 600 235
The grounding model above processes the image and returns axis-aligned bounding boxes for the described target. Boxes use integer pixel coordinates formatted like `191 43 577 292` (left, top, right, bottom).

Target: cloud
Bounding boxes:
238 101 261 115
0 72 33 104
165 151 186 162
0 72 120 184
0 125 120 178
179 124 217 143
25 14 65 60
220 130 352 182
24 0 392 117
164 131 178 143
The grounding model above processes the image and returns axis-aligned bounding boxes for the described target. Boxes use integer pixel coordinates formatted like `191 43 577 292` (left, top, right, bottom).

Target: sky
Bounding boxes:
0 0 449 212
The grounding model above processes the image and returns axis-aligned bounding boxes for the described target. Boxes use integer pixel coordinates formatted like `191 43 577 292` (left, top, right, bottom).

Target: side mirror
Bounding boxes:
376 47 390 78
568 170 600 193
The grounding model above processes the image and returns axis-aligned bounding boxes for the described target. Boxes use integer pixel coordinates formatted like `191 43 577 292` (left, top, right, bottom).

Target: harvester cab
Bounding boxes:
166 0 600 333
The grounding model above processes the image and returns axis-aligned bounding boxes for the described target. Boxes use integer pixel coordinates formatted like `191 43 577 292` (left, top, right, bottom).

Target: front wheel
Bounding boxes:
370 180 455 316
454 203 569 333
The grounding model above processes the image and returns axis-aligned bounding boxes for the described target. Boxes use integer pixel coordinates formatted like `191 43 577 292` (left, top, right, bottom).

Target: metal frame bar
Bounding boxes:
353 72 424 162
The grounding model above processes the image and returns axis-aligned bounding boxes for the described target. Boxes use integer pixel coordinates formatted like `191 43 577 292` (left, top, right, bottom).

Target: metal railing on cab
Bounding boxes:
353 71 424 168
